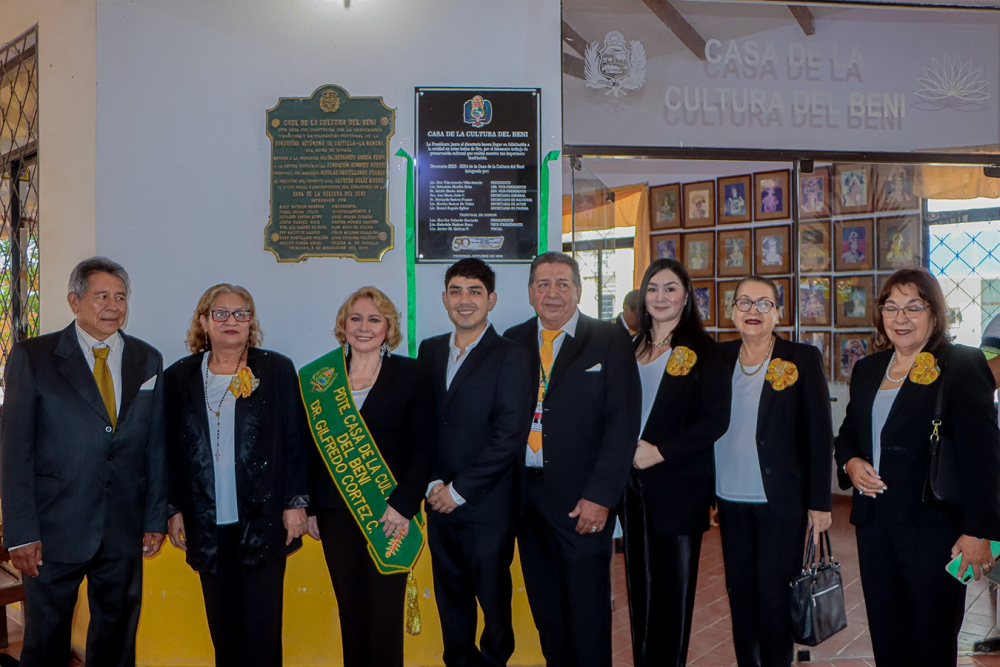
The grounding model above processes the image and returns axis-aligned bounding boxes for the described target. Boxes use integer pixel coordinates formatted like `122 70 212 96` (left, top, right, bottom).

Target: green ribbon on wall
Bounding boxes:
538 150 560 254
395 148 417 358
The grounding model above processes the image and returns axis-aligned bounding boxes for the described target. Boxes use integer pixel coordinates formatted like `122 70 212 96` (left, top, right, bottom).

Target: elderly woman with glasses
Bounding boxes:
835 269 1000 667
164 283 309 667
716 275 833 667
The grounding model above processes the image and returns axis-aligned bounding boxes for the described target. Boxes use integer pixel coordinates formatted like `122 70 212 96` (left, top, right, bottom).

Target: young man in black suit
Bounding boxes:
419 258 534 667
504 252 641 667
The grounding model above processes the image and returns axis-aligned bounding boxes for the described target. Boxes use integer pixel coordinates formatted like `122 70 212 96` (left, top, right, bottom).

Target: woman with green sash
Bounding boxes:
304 286 435 667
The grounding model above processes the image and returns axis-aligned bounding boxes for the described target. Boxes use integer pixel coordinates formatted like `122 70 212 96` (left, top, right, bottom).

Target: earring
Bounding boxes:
380 341 390 357
344 342 351 357
204 333 209 351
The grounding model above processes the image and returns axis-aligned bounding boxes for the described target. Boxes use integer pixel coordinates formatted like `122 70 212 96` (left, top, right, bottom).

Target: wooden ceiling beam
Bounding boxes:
641 0 706 61
562 20 589 58
563 52 586 80
789 6 816 35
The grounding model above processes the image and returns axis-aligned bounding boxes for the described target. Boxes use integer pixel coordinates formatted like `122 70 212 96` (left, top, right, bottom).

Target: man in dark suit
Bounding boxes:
419 258 533 667
0 256 168 667
504 252 641 667
617 289 639 337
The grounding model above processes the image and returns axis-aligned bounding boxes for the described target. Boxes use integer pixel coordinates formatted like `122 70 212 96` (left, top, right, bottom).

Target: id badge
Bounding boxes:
530 400 544 433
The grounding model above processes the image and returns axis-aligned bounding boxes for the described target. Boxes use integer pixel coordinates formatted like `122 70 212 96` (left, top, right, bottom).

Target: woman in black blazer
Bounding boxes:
622 258 732 666
165 284 309 667
716 275 832 667
305 286 435 667
835 269 1000 667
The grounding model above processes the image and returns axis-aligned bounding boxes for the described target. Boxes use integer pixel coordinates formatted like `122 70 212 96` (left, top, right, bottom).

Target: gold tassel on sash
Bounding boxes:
405 569 421 636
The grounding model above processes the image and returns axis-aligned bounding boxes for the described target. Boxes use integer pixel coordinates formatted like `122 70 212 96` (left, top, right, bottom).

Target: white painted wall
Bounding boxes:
0 0 98 332
90 0 562 368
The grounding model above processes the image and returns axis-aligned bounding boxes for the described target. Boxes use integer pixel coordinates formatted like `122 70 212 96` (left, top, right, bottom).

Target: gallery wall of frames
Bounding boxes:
648 163 921 383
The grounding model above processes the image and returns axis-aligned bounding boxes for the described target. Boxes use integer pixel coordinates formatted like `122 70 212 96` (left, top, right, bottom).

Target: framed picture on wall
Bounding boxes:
718 228 752 277
878 216 922 270
834 332 874 382
717 331 742 342
799 166 831 218
717 174 752 224
682 181 716 228
800 331 831 379
754 225 791 274
876 165 918 211
692 280 716 327
718 279 740 328
834 164 874 215
835 276 874 327
833 219 874 271
649 183 682 230
799 276 831 326
650 232 681 263
683 231 714 278
773 277 792 327
754 170 790 222
799 222 831 273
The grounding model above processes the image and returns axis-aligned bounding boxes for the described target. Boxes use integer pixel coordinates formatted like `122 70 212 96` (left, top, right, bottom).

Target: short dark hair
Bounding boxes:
635 259 708 356
445 258 496 294
623 289 640 312
68 256 131 299
874 268 949 352
529 252 581 289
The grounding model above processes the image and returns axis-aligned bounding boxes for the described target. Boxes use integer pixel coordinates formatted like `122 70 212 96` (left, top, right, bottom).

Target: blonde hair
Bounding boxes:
333 286 402 351
185 283 263 353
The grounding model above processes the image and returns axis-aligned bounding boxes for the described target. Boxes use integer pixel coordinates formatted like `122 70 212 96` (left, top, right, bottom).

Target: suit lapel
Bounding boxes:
852 351 892 458
55 322 113 423
188 353 212 447
360 353 394 415
117 333 148 424
754 337 786 437
445 327 495 406
547 314 589 397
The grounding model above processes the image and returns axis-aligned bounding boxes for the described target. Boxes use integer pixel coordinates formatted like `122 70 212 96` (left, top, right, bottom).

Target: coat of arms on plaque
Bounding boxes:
463 95 493 128
320 89 341 113
584 31 646 97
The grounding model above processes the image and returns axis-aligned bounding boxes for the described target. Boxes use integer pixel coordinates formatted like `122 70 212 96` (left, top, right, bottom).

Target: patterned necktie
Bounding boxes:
92 345 116 430
527 329 564 453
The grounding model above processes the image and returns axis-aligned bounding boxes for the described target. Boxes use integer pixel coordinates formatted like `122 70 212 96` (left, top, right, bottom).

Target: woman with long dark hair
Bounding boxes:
621 258 732 666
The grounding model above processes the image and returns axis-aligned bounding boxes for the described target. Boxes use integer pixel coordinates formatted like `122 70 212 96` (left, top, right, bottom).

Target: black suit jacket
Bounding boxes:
164 347 310 574
720 336 833 520
634 335 732 534
308 353 436 520
834 344 1000 538
0 322 168 562
504 313 641 514
418 326 534 523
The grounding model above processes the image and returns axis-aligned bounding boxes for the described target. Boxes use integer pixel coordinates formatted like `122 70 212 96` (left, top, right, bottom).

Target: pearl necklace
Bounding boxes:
884 350 908 383
204 347 246 461
738 336 775 377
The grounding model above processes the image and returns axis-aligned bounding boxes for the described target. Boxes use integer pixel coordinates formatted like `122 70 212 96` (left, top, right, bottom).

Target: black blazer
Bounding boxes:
418 326 534 523
634 335 732 535
720 336 833 520
308 353 436 521
164 347 309 574
834 344 1000 538
0 322 168 562
504 313 641 514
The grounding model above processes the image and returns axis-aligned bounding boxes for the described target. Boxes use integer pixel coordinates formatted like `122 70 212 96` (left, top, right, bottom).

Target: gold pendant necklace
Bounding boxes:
738 336 775 377
204 347 247 461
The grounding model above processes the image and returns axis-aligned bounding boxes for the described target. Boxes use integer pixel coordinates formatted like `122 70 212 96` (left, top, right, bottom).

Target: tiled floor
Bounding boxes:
610 494 1000 666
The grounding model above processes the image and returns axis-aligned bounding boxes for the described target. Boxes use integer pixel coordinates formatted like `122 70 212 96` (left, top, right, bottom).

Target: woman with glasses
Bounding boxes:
621 259 732 666
164 284 309 667
835 269 1000 666
716 275 833 667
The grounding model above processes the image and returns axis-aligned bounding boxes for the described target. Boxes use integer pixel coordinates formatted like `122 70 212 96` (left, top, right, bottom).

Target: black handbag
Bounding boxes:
923 347 962 506
790 530 847 646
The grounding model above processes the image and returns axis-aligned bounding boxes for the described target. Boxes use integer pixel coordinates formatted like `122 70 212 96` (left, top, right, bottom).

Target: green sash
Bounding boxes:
299 347 425 574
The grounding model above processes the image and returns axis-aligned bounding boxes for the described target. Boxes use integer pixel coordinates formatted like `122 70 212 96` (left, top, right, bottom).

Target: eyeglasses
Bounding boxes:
879 303 928 317
734 298 776 314
210 309 252 322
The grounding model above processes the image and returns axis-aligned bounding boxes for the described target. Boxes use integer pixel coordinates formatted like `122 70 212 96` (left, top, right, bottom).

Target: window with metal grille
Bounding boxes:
0 26 40 386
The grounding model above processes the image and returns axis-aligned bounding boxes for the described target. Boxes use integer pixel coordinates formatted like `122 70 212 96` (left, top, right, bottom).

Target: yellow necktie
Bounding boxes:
93 346 116 430
527 329 563 453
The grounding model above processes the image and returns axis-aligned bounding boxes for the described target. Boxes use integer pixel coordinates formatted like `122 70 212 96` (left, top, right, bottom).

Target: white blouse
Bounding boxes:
638 349 671 434
202 354 239 526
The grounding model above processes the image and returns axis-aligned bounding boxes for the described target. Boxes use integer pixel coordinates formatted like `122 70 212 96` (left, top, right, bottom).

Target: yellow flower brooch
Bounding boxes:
765 359 798 391
228 367 260 398
666 346 697 376
908 352 940 385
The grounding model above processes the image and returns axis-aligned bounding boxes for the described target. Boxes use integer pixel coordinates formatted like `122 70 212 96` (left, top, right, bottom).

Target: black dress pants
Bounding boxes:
855 509 966 667
717 500 806 667
21 542 141 667
622 480 702 667
518 471 614 667
316 508 407 667
428 511 516 667
198 524 287 667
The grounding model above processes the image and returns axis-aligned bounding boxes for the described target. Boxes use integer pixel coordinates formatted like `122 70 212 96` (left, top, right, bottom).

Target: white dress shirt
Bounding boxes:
76 322 123 416
525 308 581 468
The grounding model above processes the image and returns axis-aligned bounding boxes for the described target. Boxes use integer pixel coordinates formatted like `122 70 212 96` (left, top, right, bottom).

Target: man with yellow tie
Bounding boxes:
0 257 168 667
504 252 641 667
